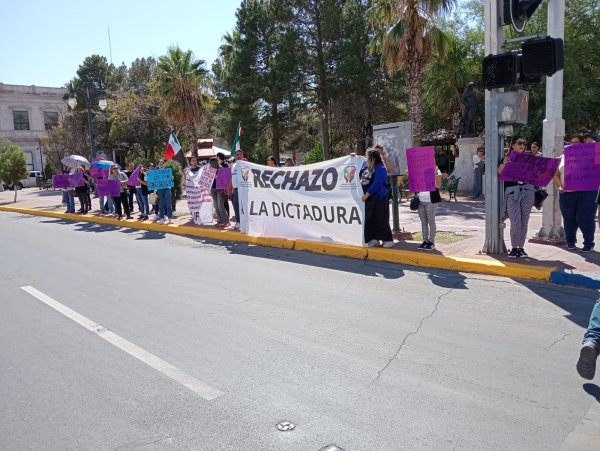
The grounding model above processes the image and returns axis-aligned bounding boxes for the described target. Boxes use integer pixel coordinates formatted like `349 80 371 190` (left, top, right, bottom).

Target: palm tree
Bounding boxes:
370 0 455 146
154 46 209 157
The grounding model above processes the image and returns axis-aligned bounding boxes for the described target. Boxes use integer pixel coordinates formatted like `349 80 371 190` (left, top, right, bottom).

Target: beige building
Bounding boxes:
0 83 67 172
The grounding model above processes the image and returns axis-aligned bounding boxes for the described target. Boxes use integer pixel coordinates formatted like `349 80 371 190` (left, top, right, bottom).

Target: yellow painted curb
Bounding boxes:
0 205 555 282
367 248 554 281
294 240 368 259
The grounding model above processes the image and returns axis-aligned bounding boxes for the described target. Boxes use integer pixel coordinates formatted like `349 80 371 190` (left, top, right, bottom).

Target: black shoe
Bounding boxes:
424 241 435 251
417 241 427 250
507 248 519 259
577 341 599 380
581 245 595 253
567 243 577 250
126 215 132 220
518 248 528 258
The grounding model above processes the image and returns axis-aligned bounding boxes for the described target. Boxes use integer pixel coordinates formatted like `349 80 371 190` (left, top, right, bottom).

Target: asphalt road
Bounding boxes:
1 212 599 451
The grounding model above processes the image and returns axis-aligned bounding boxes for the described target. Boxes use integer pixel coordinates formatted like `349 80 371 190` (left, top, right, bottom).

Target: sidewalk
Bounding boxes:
1 188 598 287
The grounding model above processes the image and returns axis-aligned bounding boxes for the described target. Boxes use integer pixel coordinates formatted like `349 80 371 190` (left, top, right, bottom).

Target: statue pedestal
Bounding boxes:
451 137 484 195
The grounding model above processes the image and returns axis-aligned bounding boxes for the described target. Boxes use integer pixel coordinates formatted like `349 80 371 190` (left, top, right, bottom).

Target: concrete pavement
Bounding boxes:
1 212 599 450
1 188 599 286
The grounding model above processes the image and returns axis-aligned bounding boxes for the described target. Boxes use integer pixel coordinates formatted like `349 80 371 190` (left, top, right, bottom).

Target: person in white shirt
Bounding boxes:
469 147 484 197
416 168 446 251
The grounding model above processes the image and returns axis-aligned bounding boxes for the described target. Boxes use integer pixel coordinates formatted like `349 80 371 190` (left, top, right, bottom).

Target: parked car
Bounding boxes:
2 171 43 190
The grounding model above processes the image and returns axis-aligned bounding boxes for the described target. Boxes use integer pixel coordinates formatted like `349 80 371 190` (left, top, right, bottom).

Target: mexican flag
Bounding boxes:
163 132 181 160
230 124 242 156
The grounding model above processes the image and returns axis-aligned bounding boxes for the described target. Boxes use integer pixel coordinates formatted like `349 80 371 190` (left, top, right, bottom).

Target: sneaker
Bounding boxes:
126 215 132 220
417 241 427 250
117 215 123 220
581 245 595 253
157 219 164 225
233 222 240 230
167 218 173 224
507 248 519 259
567 243 577 250
424 241 435 251
518 248 528 258
366 239 380 247
576 341 599 380
382 240 395 248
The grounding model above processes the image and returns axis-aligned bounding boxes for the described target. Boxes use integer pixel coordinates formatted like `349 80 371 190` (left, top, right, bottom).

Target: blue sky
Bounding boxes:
0 0 241 87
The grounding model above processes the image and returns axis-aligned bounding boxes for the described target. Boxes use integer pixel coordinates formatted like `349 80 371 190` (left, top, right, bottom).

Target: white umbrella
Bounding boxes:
61 155 91 168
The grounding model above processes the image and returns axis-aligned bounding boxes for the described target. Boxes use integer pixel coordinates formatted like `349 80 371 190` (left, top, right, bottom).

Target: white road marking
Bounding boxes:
20 285 224 401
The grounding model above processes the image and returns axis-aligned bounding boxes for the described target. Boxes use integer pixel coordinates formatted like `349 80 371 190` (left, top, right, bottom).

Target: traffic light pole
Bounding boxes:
483 0 507 255
537 0 565 242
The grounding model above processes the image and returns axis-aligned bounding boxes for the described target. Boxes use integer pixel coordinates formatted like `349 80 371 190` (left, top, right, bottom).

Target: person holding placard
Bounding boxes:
553 144 597 252
416 168 446 251
498 137 535 258
74 166 91 214
154 160 174 224
108 165 132 220
360 148 394 248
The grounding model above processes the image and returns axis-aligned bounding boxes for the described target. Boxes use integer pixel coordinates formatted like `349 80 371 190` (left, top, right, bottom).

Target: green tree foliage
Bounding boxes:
0 140 29 202
153 47 210 157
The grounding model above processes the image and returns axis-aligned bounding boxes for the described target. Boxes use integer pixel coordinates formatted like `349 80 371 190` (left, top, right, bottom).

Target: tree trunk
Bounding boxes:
314 5 330 160
271 100 280 162
319 104 330 160
13 187 18 203
407 66 425 147
187 123 198 158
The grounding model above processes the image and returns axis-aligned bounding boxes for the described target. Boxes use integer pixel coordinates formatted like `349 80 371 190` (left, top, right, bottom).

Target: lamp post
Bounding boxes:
67 82 107 159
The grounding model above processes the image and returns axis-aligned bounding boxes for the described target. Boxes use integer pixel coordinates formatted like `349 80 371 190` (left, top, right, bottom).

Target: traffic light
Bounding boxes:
482 53 519 89
503 0 543 32
521 37 564 76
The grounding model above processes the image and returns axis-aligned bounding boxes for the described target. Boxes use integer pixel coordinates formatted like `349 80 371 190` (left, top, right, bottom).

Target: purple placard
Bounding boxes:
68 172 84 187
96 179 121 197
564 143 600 191
90 166 104 178
406 146 436 192
127 164 141 186
499 151 560 186
216 167 232 189
52 174 70 189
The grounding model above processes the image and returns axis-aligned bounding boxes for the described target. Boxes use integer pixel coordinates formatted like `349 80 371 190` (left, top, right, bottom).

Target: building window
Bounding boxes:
24 151 34 171
13 111 30 130
44 112 59 130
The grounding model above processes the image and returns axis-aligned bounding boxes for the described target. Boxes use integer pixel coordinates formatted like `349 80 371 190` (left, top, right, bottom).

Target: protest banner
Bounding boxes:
90 166 104 178
564 143 600 191
235 156 365 246
96 179 120 197
127 164 141 187
186 165 217 225
147 168 174 190
499 151 560 186
68 172 84 188
406 146 436 192
52 174 70 189
216 167 232 190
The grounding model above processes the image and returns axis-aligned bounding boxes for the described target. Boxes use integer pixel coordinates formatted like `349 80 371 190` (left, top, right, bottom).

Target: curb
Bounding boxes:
550 270 600 289
1 205 557 283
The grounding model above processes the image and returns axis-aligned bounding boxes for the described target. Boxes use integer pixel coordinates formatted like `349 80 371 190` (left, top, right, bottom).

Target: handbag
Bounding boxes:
410 194 420 211
534 188 548 210
149 192 158 205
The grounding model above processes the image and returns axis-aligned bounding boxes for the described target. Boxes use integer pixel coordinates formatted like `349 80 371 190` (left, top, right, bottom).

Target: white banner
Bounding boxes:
236 156 365 246
185 165 217 225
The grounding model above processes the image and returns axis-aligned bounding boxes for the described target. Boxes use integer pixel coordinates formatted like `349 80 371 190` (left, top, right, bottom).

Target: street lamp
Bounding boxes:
67 82 107 159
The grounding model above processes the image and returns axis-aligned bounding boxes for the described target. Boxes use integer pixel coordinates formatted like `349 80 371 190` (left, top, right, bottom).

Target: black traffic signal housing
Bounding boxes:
521 37 564 76
482 53 519 89
503 0 543 32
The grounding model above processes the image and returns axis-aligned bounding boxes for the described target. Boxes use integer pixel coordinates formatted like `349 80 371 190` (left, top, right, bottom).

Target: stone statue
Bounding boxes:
458 82 479 137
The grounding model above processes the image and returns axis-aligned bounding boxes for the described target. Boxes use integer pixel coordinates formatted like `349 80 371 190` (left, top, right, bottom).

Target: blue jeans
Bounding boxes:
64 192 75 213
559 191 597 248
584 298 600 346
232 188 240 223
136 188 149 215
157 188 172 219
470 169 480 196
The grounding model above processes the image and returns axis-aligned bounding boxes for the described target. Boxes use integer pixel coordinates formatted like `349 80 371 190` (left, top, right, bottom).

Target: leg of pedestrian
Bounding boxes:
577 298 600 380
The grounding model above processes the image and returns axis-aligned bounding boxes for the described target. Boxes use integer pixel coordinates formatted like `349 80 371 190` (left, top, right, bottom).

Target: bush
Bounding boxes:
302 140 324 165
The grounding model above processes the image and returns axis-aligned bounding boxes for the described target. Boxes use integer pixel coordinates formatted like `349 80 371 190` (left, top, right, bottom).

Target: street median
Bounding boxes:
0 205 555 283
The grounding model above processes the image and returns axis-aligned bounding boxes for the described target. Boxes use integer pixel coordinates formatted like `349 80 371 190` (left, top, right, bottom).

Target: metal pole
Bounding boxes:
85 86 96 159
537 0 565 242
482 0 506 255
390 175 400 232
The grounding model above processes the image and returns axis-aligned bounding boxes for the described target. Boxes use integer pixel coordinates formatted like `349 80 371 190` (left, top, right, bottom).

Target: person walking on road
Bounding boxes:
360 148 394 248
577 298 600 380
498 137 535 258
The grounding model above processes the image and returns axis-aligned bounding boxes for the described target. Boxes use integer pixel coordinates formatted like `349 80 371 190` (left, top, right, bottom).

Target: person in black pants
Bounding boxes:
360 149 394 248
74 166 91 213
108 165 131 220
